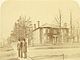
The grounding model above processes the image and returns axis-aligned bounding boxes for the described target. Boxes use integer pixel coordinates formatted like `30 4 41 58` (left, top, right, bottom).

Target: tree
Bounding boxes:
54 9 62 43
10 16 32 42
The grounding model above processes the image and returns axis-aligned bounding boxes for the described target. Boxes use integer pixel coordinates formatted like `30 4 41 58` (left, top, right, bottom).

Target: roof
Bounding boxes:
41 23 59 28
32 27 69 32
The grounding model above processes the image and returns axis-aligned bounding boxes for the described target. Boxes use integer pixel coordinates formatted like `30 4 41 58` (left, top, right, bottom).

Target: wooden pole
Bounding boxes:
59 9 62 43
70 12 73 43
77 22 79 43
70 12 72 36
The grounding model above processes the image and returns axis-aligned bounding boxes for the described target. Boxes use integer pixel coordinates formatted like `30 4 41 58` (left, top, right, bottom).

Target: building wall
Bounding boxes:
31 27 69 46
32 29 41 46
61 29 69 43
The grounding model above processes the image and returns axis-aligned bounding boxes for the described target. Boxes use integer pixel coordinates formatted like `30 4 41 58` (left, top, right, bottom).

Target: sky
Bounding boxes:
0 0 80 39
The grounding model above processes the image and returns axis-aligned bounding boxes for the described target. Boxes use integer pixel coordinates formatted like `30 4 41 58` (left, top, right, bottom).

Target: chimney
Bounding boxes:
37 21 40 28
34 24 36 29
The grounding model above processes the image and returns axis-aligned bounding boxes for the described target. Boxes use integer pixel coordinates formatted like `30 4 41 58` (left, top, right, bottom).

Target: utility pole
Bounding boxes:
59 9 62 31
70 12 74 43
59 9 62 43
77 22 79 43
70 12 72 36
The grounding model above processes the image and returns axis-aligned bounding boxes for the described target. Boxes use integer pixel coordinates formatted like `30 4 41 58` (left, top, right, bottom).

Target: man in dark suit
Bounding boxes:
17 39 21 58
22 38 27 58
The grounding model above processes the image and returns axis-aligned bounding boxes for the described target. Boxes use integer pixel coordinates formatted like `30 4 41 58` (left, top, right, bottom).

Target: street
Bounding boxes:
0 43 80 60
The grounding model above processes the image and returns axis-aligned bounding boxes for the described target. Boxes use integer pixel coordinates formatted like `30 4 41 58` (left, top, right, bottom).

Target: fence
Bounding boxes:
28 54 64 60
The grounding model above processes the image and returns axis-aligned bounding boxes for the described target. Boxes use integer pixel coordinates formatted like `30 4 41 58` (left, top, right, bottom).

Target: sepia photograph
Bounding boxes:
0 0 80 60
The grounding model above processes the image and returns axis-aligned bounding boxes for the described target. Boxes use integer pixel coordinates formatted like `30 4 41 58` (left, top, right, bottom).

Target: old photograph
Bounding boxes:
0 0 80 60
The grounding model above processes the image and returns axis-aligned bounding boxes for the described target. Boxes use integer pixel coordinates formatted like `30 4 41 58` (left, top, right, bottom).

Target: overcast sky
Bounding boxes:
0 0 80 39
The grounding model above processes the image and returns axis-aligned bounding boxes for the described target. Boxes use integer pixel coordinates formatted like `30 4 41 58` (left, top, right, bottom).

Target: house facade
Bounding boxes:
28 26 69 46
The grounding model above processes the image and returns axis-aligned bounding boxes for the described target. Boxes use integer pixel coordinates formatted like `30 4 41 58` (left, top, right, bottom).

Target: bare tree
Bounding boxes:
54 9 62 43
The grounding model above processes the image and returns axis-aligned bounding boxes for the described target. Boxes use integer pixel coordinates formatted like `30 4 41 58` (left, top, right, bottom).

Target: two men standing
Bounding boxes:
17 38 27 59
